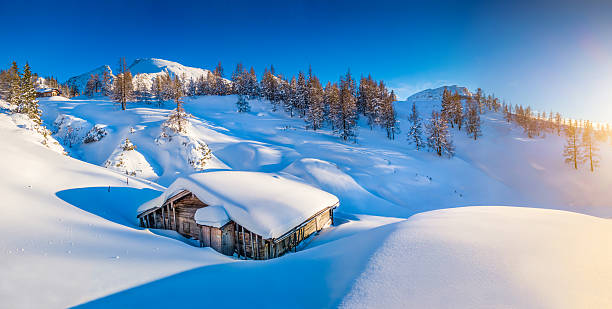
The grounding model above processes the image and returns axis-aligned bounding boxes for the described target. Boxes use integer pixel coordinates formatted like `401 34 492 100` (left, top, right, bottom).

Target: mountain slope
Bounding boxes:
406 85 472 102
66 65 114 93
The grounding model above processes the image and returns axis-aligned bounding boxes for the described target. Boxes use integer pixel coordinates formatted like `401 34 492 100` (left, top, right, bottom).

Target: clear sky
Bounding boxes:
1 0 611 121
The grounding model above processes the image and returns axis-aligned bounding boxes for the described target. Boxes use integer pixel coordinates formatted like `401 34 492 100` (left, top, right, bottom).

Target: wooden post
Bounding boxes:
255 235 260 260
250 232 255 259
199 226 203 247
172 203 177 231
241 226 247 260
234 223 240 259
161 207 166 229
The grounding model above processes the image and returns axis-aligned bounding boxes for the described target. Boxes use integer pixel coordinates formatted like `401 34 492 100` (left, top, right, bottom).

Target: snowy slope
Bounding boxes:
2 86 611 308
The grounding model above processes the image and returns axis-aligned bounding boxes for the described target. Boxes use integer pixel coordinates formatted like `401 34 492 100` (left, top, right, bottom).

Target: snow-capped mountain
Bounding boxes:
65 65 114 93
64 58 229 94
406 85 472 103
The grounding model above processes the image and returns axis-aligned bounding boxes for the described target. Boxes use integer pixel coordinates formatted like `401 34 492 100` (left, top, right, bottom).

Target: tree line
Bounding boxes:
84 59 398 142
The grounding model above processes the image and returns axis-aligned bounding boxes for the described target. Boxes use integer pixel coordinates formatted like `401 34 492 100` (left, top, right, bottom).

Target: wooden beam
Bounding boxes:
241 226 247 260
161 207 166 229
250 231 255 259
234 223 240 259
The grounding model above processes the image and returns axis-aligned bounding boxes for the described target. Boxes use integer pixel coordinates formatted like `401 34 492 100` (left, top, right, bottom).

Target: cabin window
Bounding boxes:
183 222 190 233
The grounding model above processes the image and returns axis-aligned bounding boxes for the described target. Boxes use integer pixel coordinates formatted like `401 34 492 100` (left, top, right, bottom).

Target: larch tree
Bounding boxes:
166 74 188 133
306 74 325 130
563 120 580 170
407 102 424 150
451 91 463 130
581 121 599 172
7 61 21 107
441 87 453 128
112 58 134 110
465 98 481 140
426 111 454 157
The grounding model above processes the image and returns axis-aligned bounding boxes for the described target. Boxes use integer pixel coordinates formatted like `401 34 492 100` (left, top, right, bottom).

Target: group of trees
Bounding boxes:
0 62 42 124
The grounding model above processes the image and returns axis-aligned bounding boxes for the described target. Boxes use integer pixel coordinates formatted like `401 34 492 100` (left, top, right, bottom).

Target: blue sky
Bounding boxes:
1 0 611 121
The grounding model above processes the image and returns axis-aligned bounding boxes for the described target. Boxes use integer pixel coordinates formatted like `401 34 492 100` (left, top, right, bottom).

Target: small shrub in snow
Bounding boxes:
121 138 137 151
83 125 108 144
236 95 250 113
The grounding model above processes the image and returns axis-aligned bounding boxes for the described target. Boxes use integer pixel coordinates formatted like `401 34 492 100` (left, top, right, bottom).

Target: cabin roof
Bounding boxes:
138 171 339 239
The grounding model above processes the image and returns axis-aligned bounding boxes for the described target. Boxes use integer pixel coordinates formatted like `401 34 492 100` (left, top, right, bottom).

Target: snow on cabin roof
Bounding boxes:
194 205 230 228
138 171 339 239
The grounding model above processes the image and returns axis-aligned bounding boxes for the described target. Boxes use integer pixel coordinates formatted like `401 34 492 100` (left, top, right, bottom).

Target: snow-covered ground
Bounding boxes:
1 91 611 308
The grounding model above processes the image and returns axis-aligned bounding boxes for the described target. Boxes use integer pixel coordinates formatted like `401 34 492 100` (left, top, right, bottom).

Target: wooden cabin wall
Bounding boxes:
173 195 207 239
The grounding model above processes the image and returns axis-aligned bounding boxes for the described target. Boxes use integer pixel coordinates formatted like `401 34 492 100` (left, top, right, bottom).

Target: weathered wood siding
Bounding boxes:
138 190 336 260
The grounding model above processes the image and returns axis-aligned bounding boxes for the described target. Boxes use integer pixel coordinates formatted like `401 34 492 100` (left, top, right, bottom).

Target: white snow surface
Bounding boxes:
193 205 230 228
140 171 340 238
1 87 611 308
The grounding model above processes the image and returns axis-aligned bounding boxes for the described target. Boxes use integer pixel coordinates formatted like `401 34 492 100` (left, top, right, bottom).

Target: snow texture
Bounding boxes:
194 205 230 228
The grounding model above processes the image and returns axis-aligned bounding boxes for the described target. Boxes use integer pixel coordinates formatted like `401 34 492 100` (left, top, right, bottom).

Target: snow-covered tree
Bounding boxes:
407 102 424 150
426 111 454 157
306 75 325 130
236 94 250 113
336 70 358 141
17 63 42 124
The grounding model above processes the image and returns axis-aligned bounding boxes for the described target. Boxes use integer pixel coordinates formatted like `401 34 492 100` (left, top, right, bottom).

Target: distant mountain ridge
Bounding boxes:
64 58 226 93
406 85 472 103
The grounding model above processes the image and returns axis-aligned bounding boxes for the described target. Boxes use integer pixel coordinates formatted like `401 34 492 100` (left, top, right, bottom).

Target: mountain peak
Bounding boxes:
406 85 472 103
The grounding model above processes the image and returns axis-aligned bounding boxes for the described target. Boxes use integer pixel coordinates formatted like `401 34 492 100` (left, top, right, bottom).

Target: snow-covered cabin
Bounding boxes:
36 88 61 97
137 171 339 259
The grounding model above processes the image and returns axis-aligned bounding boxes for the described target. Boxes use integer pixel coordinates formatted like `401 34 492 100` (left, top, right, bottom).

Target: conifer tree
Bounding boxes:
563 120 580 169
166 75 188 133
336 70 358 141
441 87 453 128
426 111 454 157
474 88 484 114
581 121 599 172
102 70 112 96
451 91 463 130
325 82 341 130
407 102 424 150
17 63 42 124
236 94 250 113
112 58 133 110
465 98 481 140
7 62 21 107
295 71 308 117
246 67 259 98
306 75 325 130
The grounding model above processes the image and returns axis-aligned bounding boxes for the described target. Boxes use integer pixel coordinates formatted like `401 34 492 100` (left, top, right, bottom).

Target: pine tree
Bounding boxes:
581 121 599 172
407 102 424 150
465 98 481 140
426 111 454 157
7 62 21 107
236 94 250 113
563 120 580 170
166 75 188 133
231 62 245 95
18 63 42 124
246 67 259 98
295 71 308 117
337 70 358 141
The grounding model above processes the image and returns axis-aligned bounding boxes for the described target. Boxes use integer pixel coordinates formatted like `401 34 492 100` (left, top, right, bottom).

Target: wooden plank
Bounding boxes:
241 226 246 260
161 206 166 229
172 202 177 231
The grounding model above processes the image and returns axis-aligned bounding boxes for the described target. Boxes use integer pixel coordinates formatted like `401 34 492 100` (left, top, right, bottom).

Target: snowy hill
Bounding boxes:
65 58 229 93
406 85 472 103
66 65 114 93
1 90 611 307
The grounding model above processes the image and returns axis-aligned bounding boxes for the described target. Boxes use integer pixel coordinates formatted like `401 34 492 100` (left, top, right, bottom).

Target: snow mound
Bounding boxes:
194 205 230 228
53 114 91 148
138 171 339 239
406 85 472 102
83 124 108 144
7 113 65 155
104 139 157 179
214 142 288 171
340 206 612 309
282 158 408 217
